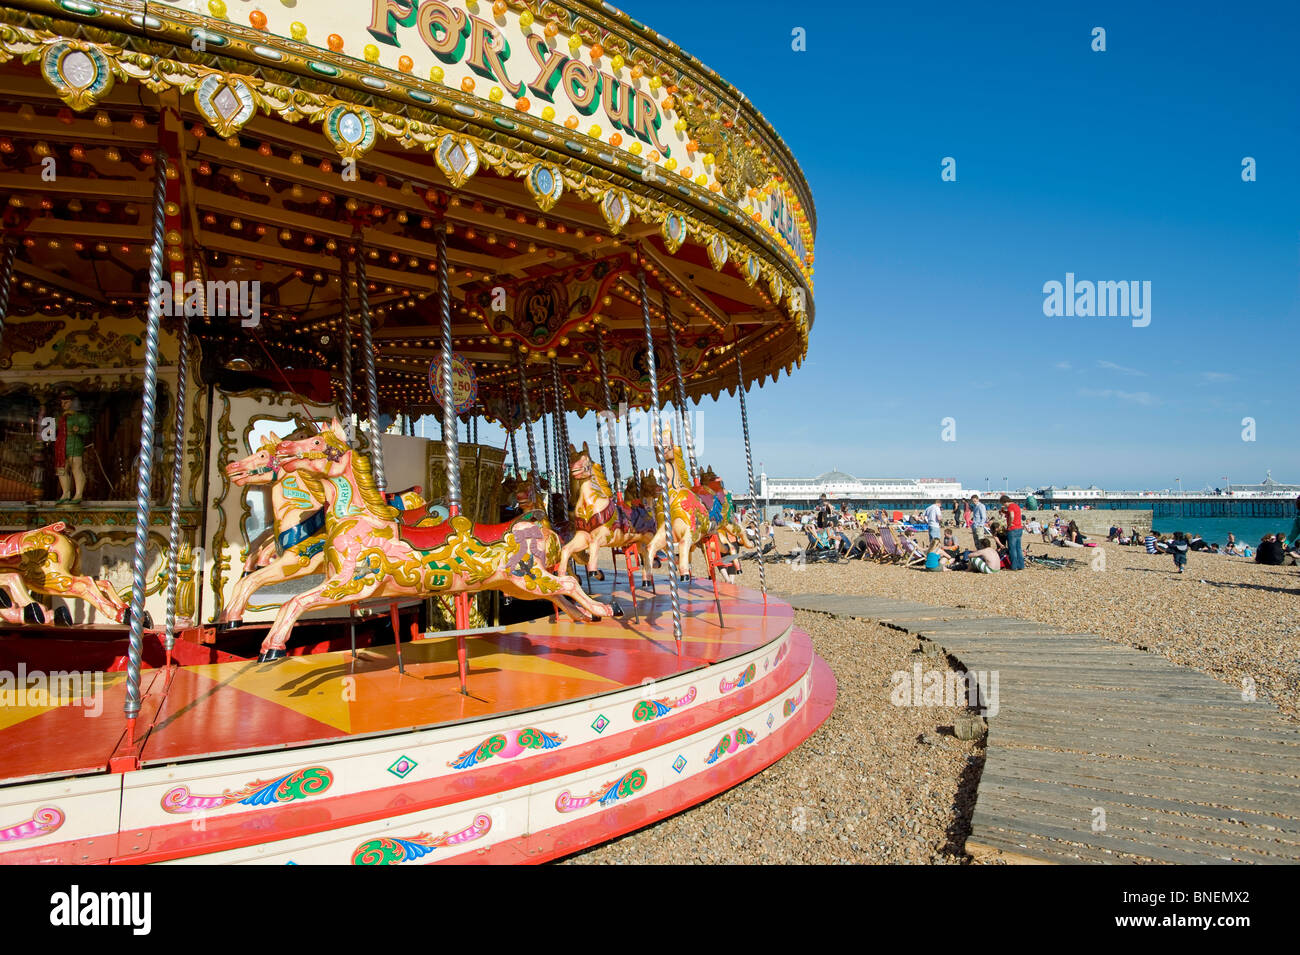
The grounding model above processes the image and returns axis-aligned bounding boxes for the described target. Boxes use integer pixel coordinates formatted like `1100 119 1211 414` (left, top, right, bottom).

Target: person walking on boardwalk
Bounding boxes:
968 493 988 549
1000 494 1024 570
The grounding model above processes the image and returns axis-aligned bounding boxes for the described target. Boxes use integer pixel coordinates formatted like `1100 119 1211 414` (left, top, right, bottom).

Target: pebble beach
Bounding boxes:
564 521 1300 864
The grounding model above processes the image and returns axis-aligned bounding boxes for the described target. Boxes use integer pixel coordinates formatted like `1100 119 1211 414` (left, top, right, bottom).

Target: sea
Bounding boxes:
1148 516 1296 545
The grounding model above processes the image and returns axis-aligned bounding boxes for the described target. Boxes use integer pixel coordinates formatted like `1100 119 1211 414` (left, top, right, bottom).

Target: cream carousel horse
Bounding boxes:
221 433 439 629
558 442 655 582
645 426 717 580
255 420 611 660
0 522 128 626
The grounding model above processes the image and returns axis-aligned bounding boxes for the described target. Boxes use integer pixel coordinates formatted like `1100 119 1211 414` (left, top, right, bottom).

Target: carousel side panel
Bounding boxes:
0 314 201 628
201 389 339 626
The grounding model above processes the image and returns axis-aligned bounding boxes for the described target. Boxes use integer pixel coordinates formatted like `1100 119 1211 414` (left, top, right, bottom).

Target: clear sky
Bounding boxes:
455 1 1300 494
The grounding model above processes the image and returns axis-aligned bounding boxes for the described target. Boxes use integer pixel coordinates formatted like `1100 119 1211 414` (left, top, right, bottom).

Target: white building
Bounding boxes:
760 470 966 504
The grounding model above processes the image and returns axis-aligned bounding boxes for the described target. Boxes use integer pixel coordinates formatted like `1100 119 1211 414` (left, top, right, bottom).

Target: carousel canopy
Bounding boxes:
0 0 815 424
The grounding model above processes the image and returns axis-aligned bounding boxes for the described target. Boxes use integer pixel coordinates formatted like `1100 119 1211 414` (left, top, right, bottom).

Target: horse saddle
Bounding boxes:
398 516 515 553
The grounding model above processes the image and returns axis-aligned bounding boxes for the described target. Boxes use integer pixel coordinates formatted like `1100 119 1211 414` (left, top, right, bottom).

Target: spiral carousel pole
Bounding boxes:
162 321 190 662
514 355 540 505
622 384 640 480
734 340 767 607
437 225 470 692
549 356 570 518
597 325 639 619
662 292 698 486
0 238 16 343
339 257 355 443
637 262 682 653
123 153 170 740
508 426 520 475
540 409 551 492
356 254 386 494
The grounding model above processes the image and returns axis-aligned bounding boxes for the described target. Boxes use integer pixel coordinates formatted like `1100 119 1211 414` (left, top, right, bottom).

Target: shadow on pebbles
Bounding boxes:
561 609 986 865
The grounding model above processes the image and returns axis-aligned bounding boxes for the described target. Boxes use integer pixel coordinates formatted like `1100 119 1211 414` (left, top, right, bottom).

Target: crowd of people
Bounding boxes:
770 494 1300 577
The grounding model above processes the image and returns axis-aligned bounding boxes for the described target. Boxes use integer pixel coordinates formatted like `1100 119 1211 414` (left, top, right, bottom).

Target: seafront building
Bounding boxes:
759 471 1299 518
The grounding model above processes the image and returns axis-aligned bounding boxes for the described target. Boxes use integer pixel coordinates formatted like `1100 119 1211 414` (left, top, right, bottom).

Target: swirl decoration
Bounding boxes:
783 690 805 718
718 662 757 694
631 686 698 722
351 813 492 865
160 767 334 814
704 727 757 765
447 728 565 769
555 769 648 813
774 642 790 668
0 806 65 842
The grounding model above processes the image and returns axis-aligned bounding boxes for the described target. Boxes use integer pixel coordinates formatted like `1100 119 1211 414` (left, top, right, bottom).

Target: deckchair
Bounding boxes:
900 535 927 568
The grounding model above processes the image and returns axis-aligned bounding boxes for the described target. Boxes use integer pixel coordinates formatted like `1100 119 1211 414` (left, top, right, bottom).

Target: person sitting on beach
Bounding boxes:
1170 532 1190 574
1281 535 1298 566
1256 535 1284 565
1056 520 1087 547
941 527 961 559
1108 525 1121 542
1026 516 1042 535
968 538 1002 573
1224 532 1242 556
1188 535 1211 552
925 538 950 572
1143 531 1158 554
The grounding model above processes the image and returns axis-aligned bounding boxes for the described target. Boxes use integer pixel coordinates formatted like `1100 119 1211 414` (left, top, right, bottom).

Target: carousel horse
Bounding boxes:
220 434 441 629
645 426 717 580
0 522 127 626
253 420 611 660
500 472 547 521
557 442 654 582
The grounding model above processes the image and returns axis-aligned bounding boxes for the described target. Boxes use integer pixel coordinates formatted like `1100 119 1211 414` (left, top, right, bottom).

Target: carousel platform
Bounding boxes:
0 578 834 864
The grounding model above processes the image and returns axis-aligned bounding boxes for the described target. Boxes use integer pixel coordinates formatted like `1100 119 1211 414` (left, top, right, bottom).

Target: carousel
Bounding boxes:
0 0 832 863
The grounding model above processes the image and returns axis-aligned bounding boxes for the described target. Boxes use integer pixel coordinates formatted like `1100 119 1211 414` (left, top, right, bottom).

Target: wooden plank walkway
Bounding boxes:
784 592 1300 864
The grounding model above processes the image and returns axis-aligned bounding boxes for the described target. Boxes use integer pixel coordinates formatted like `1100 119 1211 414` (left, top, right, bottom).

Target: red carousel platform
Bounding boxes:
0 578 833 864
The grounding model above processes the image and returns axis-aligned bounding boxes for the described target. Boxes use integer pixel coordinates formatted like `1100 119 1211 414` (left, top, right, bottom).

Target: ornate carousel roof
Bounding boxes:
0 0 815 424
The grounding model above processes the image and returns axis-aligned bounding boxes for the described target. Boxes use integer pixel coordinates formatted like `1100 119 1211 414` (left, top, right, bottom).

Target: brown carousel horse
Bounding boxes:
645 426 717 579
254 420 612 660
0 522 128 626
558 442 655 582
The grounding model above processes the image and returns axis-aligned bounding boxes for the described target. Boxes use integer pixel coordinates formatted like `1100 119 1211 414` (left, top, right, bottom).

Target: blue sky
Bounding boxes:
464 1 1300 493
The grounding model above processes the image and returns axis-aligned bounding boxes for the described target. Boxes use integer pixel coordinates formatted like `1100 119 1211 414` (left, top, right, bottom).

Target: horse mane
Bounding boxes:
298 431 398 521
672 445 691 489
589 461 613 499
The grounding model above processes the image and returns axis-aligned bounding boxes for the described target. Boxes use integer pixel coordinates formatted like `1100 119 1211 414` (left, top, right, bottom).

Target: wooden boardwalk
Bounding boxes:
785 592 1300 864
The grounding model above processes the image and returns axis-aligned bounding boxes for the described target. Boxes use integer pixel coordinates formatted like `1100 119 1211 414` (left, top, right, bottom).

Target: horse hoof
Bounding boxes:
214 618 243 632
592 569 605 581
258 648 287 663
120 607 155 630
23 602 46 625
611 600 625 618
652 558 662 569
0 590 10 609
54 606 73 627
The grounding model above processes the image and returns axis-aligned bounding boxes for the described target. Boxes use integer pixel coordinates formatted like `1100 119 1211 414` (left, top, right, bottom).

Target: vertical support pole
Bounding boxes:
162 321 190 663
595 327 622 491
514 355 540 506
735 343 767 606
662 292 698 486
540 411 551 494
623 384 640 480
0 238 15 343
637 263 682 653
124 153 170 739
509 426 520 475
339 258 354 443
436 225 469 691
549 356 570 519
356 255 385 493
596 326 634 618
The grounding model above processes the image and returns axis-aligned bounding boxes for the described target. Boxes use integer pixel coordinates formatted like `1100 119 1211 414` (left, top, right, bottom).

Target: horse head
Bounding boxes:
226 433 281 486
273 418 351 477
568 441 593 480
